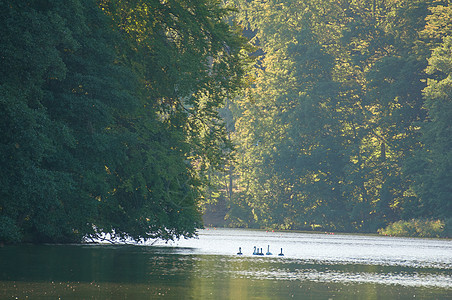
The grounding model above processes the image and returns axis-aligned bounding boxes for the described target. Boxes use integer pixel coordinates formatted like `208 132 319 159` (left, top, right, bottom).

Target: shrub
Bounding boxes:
378 219 447 238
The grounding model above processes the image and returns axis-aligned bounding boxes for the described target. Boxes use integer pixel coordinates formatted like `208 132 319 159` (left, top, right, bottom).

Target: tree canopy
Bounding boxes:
2 0 450 243
202 0 451 234
0 0 249 244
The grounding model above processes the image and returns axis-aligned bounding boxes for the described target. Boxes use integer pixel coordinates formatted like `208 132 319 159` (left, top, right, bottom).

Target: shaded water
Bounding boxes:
0 228 451 299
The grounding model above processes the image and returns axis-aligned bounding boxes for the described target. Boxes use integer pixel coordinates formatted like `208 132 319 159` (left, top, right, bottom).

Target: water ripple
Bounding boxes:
232 268 452 289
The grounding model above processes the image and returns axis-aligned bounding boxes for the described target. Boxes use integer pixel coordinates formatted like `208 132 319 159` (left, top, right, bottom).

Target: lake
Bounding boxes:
0 228 451 299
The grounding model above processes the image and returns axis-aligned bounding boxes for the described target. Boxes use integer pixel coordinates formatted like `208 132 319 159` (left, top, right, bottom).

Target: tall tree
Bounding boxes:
0 0 248 244
406 3 452 219
218 0 442 232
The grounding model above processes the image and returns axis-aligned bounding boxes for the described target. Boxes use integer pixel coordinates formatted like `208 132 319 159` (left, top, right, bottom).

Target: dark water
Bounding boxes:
0 229 451 299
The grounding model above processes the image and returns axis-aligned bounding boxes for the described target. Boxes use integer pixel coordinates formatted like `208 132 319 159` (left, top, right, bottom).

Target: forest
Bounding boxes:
0 0 450 244
203 0 452 236
0 0 248 243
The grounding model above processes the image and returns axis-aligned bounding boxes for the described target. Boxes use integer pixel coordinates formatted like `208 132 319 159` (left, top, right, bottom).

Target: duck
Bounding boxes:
266 245 272 255
278 248 284 256
237 247 243 255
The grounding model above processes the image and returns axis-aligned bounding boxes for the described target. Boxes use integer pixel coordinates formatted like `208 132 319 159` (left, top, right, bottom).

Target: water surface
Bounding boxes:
0 228 450 299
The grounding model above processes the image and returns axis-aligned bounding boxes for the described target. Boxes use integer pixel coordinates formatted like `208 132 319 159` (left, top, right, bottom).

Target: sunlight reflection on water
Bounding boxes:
150 228 452 268
232 267 452 289
1 229 451 299
80 228 452 290
145 228 452 289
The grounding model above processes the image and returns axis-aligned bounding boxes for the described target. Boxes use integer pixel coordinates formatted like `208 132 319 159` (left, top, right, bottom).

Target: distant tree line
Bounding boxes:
203 0 451 234
0 0 248 243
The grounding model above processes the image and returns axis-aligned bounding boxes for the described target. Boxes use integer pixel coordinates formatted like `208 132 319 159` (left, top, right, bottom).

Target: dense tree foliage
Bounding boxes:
203 0 451 233
0 0 248 244
2 0 450 242
407 4 452 220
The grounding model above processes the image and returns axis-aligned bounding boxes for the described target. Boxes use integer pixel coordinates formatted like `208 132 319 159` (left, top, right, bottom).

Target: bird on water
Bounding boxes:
266 245 272 255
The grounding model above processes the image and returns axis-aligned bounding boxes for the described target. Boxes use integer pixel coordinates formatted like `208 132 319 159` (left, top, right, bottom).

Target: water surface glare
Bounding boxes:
154 228 451 266
151 228 452 288
0 228 450 299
